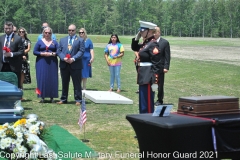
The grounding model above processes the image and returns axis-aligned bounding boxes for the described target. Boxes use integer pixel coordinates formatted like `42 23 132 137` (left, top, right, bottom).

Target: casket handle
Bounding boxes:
181 105 194 111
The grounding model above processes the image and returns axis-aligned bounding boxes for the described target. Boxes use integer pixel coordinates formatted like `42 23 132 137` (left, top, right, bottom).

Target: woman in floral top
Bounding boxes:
18 27 31 89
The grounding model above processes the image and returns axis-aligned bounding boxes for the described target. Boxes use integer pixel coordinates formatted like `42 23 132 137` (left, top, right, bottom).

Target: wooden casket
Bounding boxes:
177 95 239 116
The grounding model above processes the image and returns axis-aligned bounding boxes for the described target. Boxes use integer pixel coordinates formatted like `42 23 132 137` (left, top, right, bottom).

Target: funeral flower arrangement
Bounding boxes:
0 116 56 160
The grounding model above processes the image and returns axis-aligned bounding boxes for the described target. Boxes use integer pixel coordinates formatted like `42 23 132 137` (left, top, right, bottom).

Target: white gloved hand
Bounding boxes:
151 84 158 92
135 31 141 41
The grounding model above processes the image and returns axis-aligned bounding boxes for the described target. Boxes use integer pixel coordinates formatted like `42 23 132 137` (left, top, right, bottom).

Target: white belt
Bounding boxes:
139 62 152 66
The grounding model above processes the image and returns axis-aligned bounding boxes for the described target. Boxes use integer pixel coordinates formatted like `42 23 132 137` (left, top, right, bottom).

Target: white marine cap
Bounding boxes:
138 20 157 31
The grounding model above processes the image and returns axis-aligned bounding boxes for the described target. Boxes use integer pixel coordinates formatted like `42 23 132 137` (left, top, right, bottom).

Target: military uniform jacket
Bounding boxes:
131 36 163 85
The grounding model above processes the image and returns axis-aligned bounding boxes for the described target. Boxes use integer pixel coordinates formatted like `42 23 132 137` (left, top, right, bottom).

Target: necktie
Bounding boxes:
3 36 10 62
68 37 73 52
69 36 73 45
5 36 10 47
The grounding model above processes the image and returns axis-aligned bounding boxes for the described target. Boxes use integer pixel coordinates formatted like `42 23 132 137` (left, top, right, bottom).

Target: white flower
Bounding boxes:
16 145 28 157
3 123 9 128
0 130 6 138
15 137 24 145
29 125 40 134
14 126 21 132
27 118 37 123
0 139 7 149
0 137 12 149
16 132 23 138
0 118 56 159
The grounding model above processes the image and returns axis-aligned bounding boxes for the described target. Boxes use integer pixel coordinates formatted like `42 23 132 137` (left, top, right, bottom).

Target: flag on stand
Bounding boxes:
78 98 87 130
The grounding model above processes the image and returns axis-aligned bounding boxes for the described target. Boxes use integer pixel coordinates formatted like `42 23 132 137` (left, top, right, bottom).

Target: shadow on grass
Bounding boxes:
21 99 32 102
23 107 33 110
22 88 36 90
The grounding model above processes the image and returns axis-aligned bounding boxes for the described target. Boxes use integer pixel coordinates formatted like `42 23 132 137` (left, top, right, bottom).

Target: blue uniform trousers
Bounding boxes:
139 84 155 113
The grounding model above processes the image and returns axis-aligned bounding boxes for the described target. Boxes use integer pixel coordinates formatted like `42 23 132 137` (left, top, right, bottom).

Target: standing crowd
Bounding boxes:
0 20 170 113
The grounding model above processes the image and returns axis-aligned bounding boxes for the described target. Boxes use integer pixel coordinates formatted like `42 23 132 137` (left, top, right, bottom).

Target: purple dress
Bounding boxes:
82 38 93 78
33 40 59 99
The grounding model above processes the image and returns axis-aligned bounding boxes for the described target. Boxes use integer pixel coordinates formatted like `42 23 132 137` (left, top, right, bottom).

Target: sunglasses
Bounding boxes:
19 31 25 33
79 32 84 34
44 32 52 35
68 30 75 32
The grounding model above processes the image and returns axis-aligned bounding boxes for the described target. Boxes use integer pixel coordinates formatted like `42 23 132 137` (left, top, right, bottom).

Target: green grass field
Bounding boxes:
20 34 240 160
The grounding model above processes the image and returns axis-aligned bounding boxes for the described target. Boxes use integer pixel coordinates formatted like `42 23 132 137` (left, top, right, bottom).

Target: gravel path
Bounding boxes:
94 43 240 66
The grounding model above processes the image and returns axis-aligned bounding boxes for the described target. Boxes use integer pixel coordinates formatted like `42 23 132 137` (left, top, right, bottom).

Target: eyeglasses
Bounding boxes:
68 29 75 32
79 32 84 34
13 31 17 33
19 31 25 33
42 26 47 29
44 32 52 35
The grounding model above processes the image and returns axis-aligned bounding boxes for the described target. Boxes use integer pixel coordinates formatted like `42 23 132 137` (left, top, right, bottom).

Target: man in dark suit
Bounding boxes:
154 27 171 105
56 24 85 106
0 21 24 88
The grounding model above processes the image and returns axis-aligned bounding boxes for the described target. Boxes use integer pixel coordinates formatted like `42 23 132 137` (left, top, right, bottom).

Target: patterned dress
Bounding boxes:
22 38 31 84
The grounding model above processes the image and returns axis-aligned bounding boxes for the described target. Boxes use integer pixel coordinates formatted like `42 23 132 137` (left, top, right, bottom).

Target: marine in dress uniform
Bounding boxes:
131 21 163 114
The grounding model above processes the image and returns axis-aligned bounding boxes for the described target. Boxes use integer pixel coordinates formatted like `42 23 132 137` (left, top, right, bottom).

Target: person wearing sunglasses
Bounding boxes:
18 27 32 91
37 22 57 41
56 24 85 106
33 27 59 103
13 26 17 34
78 28 94 90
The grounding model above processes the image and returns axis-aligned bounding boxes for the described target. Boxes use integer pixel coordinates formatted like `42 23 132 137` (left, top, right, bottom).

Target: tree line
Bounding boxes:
0 0 239 38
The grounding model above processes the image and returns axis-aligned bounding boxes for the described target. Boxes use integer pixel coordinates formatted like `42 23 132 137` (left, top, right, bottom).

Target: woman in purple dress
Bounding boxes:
33 27 59 103
78 28 94 90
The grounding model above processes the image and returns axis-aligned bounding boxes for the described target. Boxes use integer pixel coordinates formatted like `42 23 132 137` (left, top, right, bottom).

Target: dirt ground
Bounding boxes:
95 42 240 66
170 46 240 66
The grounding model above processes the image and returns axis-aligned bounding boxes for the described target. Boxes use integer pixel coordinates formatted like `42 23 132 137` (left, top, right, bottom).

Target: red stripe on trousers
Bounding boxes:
147 84 151 113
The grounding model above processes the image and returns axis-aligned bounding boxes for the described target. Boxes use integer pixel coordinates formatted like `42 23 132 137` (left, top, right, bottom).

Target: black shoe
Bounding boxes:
135 90 139 93
50 98 55 103
39 99 45 103
154 101 162 106
134 135 137 139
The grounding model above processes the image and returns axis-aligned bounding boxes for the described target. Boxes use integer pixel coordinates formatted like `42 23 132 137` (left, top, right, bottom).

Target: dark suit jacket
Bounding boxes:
0 34 24 72
57 36 85 69
158 37 171 70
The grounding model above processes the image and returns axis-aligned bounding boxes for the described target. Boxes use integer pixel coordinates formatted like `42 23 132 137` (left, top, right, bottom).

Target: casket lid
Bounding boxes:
0 80 22 96
179 95 239 103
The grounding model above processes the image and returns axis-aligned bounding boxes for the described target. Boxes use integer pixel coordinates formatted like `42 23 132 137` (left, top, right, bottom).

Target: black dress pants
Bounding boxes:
157 73 165 104
60 64 82 102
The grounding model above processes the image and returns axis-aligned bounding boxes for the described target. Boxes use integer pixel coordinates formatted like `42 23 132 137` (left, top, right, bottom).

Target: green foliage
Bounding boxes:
0 0 240 37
